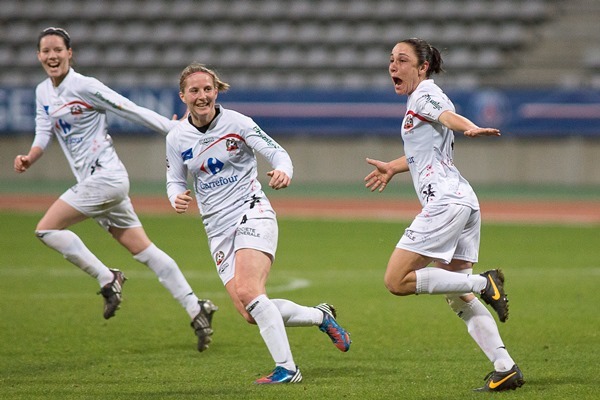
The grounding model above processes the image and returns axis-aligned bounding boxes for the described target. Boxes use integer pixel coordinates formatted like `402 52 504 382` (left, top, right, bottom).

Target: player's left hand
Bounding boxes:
267 170 290 190
174 189 193 214
464 128 501 137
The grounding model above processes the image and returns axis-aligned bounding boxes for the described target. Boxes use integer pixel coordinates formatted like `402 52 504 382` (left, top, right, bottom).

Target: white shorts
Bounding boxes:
208 207 279 285
59 173 142 231
397 203 480 264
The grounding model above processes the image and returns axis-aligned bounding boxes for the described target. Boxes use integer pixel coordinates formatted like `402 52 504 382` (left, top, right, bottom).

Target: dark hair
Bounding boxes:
400 38 444 77
37 27 71 50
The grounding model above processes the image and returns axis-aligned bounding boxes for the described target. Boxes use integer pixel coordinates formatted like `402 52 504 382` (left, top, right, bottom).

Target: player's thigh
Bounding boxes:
59 173 129 218
208 212 278 289
232 240 274 304
37 198 88 230
453 209 481 265
235 248 272 291
397 203 473 264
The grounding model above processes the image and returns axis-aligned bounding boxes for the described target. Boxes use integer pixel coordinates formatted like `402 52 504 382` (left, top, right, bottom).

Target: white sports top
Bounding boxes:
166 105 294 236
33 68 177 181
402 79 479 209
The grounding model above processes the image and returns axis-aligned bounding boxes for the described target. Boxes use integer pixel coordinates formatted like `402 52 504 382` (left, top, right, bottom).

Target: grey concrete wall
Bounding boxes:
2 136 599 187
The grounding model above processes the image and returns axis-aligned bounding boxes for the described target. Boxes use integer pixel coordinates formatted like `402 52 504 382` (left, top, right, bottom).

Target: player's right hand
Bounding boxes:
174 189 193 214
364 158 392 193
14 155 31 173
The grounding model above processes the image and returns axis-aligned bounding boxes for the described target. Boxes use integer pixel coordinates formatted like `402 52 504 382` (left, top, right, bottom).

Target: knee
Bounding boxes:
235 284 261 306
384 277 412 296
234 288 261 325
236 299 257 325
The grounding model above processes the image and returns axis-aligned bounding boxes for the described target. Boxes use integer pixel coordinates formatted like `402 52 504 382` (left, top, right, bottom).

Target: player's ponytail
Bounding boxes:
400 38 444 77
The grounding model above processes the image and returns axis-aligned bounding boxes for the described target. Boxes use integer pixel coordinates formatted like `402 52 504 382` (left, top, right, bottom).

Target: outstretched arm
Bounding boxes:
438 110 501 138
364 156 408 192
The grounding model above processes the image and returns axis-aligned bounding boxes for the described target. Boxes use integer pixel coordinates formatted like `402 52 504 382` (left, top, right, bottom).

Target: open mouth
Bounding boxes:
392 77 402 86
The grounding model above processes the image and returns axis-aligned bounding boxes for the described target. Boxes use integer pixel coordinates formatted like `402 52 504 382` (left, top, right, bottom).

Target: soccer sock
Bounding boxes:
271 298 323 327
246 294 295 371
36 229 114 286
415 268 487 294
133 243 200 318
447 295 515 372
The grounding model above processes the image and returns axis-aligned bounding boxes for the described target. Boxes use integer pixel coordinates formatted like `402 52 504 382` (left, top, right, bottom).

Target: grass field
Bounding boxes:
1 210 599 399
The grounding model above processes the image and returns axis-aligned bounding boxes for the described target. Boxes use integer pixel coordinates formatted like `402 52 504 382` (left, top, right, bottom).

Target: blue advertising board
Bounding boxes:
1 86 599 137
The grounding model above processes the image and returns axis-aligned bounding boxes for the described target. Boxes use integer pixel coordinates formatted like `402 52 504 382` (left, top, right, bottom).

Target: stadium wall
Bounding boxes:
1 135 599 186
1 87 599 186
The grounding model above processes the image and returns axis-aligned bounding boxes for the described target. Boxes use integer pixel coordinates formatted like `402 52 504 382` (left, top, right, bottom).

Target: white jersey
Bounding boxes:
402 79 479 209
33 68 178 182
166 105 293 237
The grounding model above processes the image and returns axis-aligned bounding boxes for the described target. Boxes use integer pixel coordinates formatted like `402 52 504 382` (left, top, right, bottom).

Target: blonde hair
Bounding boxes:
179 63 230 93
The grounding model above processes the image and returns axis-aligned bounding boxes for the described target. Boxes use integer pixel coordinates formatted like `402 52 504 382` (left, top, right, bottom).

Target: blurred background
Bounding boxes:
1 0 599 191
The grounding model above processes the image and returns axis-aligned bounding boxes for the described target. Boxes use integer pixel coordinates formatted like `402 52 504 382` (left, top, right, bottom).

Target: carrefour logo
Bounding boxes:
197 157 239 190
200 157 225 175
199 175 239 190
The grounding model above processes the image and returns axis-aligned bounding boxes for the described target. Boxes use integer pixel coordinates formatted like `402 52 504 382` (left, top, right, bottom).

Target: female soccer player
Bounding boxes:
364 38 524 392
166 63 351 384
13 27 217 352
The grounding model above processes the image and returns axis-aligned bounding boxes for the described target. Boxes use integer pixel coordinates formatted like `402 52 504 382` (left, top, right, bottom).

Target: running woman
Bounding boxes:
13 27 217 352
166 63 351 384
364 38 524 392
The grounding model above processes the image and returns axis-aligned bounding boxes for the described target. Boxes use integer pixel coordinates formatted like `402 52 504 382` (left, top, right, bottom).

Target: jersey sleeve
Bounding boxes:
244 122 293 179
414 91 453 122
32 88 54 150
165 131 189 208
83 78 178 135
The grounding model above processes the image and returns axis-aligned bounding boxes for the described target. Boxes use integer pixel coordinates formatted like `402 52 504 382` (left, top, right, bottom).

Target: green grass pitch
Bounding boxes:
0 211 598 399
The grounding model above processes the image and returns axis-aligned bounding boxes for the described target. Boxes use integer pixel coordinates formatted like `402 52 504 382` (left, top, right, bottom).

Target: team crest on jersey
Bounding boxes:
215 251 225 266
226 138 239 152
404 114 414 130
70 104 83 115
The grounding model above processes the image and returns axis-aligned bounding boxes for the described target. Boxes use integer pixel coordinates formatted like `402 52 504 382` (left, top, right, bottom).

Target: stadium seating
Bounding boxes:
0 0 556 89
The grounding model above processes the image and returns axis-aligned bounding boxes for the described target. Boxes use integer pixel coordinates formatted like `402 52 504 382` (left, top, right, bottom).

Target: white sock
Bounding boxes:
447 295 515 372
415 268 487 294
246 294 295 370
271 298 323 327
133 243 200 318
36 229 114 286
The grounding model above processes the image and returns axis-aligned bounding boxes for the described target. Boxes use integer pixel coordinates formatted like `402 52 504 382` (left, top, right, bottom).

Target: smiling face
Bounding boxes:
389 42 429 96
37 34 72 87
179 72 219 127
